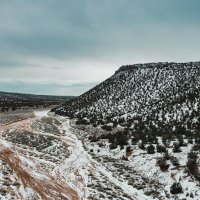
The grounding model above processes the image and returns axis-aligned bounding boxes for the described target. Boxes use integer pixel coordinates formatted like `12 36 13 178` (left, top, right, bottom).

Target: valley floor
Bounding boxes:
0 111 199 199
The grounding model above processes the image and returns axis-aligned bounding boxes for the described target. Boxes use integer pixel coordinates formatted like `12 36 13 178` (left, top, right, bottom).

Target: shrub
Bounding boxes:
178 135 185 147
187 160 198 176
107 133 115 144
157 144 166 153
115 131 128 146
192 144 200 151
170 156 179 166
170 182 183 194
109 143 118 150
188 138 193 144
113 121 118 128
188 151 198 161
157 158 169 171
173 143 181 153
164 150 170 160
101 125 112 132
76 119 88 125
147 145 155 154
139 142 146 150
126 146 133 153
147 135 157 144
186 151 199 178
90 136 98 142
162 134 172 146
132 137 139 145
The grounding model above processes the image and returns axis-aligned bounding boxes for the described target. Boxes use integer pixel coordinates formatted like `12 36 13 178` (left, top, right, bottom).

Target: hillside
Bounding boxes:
53 62 200 132
51 62 200 199
0 91 74 111
1 62 200 199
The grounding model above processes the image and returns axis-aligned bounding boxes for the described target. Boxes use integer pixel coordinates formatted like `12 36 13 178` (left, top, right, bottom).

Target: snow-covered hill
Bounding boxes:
53 62 200 131
51 62 200 199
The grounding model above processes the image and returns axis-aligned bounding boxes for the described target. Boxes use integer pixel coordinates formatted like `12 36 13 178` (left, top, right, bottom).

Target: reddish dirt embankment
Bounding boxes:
0 144 80 200
0 117 35 132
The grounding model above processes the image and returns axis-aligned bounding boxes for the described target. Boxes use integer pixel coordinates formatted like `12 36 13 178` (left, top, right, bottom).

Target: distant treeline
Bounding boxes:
0 91 74 112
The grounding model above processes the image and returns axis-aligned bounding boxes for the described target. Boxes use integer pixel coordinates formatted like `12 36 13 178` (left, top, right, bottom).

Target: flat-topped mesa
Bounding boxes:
115 61 200 74
53 60 200 132
116 62 168 73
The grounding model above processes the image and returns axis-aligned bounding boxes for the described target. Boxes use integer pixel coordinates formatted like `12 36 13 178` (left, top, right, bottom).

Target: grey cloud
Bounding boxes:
0 0 200 95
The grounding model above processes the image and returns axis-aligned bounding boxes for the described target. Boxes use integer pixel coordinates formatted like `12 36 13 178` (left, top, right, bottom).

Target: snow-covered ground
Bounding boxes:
53 116 152 200
0 110 154 199
1 111 200 199
0 111 79 199
34 110 49 118
73 125 200 200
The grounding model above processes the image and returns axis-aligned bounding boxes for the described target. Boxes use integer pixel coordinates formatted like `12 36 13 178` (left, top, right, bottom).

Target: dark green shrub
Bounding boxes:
170 156 179 166
186 151 199 178
101 125 112 132
173 143 181 153
170 182 183 194
147 144 155 154
157 144 166 153
157 158 169 171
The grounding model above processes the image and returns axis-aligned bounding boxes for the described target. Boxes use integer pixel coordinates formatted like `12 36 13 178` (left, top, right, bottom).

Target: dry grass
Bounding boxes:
0 111 35 126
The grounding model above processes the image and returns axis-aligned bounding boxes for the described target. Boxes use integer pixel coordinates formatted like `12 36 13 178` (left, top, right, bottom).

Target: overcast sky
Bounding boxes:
0 0 200 96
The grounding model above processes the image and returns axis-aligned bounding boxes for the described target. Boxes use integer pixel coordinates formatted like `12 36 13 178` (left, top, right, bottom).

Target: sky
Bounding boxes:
0 0 200 96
